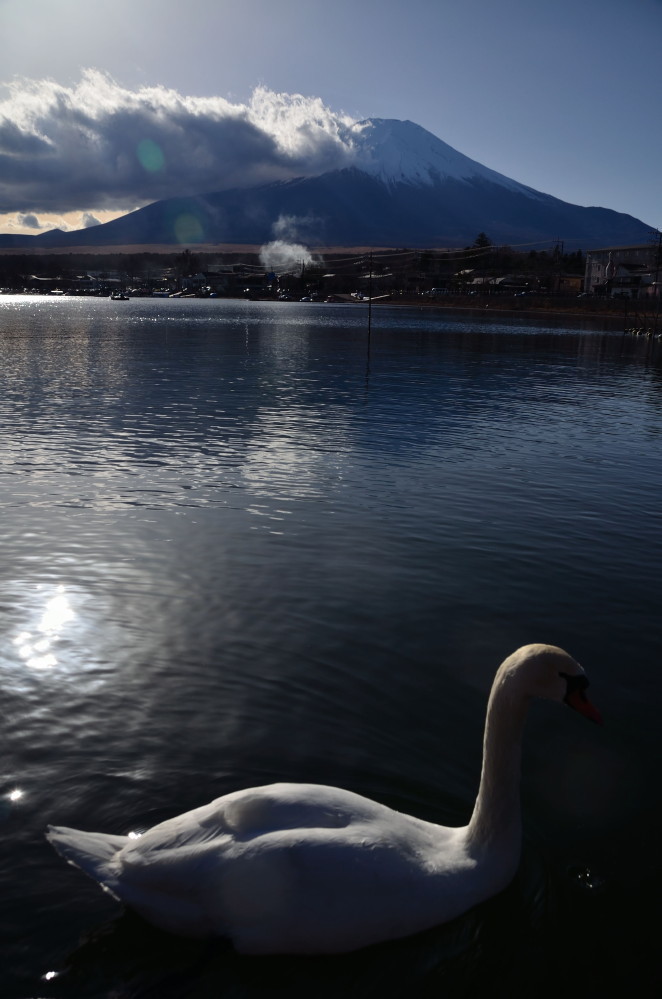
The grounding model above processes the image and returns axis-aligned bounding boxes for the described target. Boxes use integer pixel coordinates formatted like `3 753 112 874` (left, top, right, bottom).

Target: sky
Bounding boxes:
1 0 661 238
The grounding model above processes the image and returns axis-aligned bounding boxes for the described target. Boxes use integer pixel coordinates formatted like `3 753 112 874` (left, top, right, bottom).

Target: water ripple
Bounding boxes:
0 297 660 996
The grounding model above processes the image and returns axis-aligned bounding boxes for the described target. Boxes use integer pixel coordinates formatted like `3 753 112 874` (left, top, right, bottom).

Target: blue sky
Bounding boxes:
1 0 660 237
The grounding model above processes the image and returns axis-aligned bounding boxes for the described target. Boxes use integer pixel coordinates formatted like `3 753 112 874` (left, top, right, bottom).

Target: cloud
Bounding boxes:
14 210 72 232
0 71 360 217
81 211 101 227
17 212 44 229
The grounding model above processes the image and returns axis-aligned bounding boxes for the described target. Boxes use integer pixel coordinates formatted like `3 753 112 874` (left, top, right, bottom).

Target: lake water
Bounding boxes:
1 296 660 997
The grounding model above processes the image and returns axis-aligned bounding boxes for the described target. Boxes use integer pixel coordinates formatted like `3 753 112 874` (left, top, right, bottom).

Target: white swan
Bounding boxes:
47 644 601 954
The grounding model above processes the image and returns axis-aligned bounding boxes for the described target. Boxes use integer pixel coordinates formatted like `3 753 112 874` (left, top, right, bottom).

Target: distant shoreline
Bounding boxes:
371 297 634 323
298 294 642 324
0 289 642 325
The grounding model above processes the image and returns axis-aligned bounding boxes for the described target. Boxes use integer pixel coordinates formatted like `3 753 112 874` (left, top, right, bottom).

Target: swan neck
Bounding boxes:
466 668 529 854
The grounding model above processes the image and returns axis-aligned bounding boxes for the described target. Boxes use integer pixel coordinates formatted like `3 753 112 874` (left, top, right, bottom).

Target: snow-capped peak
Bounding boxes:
350 118 535 195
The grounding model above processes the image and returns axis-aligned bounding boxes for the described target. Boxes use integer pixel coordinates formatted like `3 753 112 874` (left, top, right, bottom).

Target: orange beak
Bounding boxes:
566 688 603 726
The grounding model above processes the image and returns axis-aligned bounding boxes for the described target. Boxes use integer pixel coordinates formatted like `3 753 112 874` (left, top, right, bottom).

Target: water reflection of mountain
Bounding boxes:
2 298 661 513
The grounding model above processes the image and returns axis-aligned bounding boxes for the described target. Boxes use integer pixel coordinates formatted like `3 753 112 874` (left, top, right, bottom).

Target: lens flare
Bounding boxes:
174 213 204 243
136 138 165 172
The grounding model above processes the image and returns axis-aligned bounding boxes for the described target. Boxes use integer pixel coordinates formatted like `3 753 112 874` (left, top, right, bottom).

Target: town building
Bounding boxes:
584 242 661 298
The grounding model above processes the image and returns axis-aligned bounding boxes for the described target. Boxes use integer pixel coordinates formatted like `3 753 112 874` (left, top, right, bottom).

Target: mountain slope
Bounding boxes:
0 119 652 249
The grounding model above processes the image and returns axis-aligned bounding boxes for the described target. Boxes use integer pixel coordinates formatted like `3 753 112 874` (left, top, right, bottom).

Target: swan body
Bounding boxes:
47 644 601 954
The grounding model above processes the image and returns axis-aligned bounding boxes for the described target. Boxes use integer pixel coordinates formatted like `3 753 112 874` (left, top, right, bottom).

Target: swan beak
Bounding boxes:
566 689 603 726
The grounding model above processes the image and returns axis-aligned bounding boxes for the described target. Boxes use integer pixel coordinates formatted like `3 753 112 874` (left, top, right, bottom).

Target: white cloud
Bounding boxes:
0 71 360 216
11 211 72 232
81 211 101 227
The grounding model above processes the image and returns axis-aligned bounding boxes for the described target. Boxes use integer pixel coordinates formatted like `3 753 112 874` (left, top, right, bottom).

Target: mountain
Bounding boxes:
1 119 652 250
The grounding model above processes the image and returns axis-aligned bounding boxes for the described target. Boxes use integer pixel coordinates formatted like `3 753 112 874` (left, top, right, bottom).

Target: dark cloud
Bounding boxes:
0 120 52 157
17 212 44 229
0 72 359 215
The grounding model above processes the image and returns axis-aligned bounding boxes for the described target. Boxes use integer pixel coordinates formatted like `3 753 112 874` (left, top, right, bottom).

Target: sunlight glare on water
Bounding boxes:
12 584 75 670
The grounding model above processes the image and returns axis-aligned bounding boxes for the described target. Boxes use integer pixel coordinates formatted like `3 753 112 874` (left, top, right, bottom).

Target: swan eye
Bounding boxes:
559 671 589 703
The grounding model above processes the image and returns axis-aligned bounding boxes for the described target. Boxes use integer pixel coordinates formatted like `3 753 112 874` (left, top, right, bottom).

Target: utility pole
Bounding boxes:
650 229 662 333
649 229 662 298
552 238 564 294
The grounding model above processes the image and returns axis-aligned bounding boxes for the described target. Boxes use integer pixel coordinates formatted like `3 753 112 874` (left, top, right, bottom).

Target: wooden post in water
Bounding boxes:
367 251 373 341
364 251 373 391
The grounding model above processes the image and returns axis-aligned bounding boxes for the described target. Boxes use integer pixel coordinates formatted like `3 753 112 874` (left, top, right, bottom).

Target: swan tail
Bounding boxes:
46 824 128 897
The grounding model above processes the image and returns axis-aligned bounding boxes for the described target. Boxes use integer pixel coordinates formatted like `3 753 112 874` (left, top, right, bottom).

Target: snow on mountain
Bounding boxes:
350 118 539 196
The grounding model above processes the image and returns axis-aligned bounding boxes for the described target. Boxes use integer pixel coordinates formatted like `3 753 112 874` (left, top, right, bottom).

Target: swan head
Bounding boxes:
504 644 603 725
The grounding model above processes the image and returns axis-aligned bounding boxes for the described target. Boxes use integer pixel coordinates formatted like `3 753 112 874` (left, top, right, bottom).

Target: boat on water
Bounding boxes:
110 293 130 301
